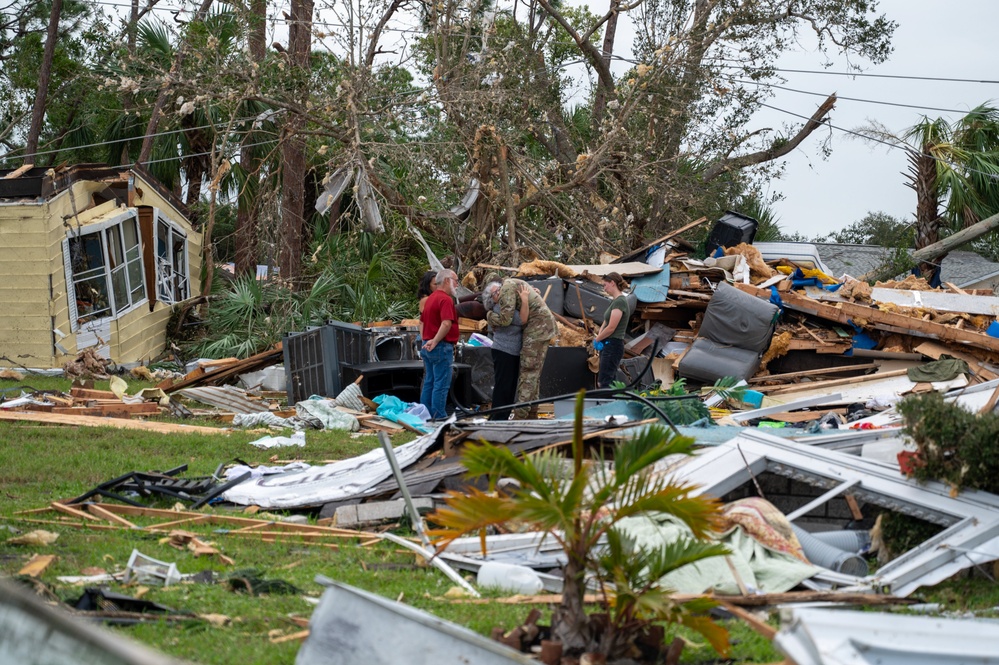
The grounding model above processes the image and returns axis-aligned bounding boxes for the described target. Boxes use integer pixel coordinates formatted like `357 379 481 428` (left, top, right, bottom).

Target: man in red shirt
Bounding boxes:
419 269 459 418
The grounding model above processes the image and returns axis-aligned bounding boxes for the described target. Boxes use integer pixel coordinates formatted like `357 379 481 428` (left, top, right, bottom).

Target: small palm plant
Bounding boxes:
429 391 730 660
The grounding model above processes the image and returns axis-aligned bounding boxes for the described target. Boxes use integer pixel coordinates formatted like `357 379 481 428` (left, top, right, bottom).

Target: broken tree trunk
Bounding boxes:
911 210 999 265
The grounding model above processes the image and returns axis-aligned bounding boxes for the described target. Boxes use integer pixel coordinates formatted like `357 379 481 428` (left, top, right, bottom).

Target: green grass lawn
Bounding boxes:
2 376 997 664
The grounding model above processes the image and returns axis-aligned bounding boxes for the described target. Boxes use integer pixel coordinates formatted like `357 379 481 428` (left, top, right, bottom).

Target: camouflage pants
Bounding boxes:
513 336 553 419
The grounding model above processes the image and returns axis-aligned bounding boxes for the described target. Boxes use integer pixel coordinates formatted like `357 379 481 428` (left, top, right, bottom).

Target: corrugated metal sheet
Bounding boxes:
177 386 271 414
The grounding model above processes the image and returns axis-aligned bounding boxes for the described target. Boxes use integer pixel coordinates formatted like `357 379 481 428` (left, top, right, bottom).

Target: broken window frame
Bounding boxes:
153 211 189 305
672 429 999 597
62 210 148 332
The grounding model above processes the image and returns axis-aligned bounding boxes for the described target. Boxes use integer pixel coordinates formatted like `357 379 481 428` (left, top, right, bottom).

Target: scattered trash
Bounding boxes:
5 530 59 546
477 562 545 595
123 550 182 587
249 430 306 449
225 569 300 596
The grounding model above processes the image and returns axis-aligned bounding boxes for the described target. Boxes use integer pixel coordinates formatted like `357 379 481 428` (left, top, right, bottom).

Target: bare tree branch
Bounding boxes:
701 94 837 181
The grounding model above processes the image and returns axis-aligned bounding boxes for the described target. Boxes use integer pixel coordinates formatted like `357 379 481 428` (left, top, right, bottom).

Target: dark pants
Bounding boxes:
490 349 520 421
597 338 625 388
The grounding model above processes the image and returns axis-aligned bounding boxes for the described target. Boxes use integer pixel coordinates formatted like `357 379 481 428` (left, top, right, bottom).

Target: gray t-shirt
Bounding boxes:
490 304 523 355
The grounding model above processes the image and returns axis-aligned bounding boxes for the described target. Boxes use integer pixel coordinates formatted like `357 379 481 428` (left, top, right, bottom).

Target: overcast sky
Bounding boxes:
754 0 999 238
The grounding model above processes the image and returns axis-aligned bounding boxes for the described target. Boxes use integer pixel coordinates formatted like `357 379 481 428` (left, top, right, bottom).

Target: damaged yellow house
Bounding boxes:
0 164 202 369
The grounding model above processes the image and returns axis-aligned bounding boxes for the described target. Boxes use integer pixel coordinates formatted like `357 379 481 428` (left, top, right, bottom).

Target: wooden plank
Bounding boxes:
756 408 847 424
737 283 999 354
784 339 851 353
91 504 375 537
763 369 909 396
146 515 212 530
50 403 161 417
198 357 239 368
749 363 880 384
913 341 999 382
3 164 34 179
86 504 139 528
16 518 123 531
612 217 708 264
160 344 283 393
0 410 227 435
70 387 118 400
270 630 310 644
50 501 101 522
18 554 56 577
715 600 776 640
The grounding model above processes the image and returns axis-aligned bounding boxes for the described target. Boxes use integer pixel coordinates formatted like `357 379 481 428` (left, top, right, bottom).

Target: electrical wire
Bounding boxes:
0 114 275 162
734 79 975 116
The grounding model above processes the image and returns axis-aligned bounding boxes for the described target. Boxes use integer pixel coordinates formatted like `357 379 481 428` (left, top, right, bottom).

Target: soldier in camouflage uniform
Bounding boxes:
487 278 557 418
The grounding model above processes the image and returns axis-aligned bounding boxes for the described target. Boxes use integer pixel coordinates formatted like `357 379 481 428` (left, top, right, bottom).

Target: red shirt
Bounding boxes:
421 290 459 343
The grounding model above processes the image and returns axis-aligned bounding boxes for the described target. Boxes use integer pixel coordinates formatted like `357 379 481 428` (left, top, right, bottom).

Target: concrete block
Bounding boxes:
334 498 435 527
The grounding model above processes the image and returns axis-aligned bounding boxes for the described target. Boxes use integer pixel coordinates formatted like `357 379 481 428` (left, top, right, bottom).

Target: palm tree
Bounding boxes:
428 392 729 660
902 104 999 250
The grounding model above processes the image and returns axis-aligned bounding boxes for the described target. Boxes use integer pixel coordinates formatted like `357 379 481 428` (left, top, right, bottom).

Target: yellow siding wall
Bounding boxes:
0 202 56 367
113 301 174 363
1 176 204 368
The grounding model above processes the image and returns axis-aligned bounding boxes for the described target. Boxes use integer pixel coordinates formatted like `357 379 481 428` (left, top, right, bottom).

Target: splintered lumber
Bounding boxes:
735 283 999 354
763 369 909 396
86 504 139 528
270 630 310 644
69 387 119 400
0 410 227 435
749 363 880 384
612 216 708 264
49 403 161 418
159 344 283 393
18 554 57 577
50 501 101 522
458 317 487 332
73 503 382 538
3 163 34 179
715 600 776 640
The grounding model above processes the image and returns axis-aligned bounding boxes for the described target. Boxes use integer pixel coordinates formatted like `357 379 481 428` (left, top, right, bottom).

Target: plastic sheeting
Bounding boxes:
221 422 447 508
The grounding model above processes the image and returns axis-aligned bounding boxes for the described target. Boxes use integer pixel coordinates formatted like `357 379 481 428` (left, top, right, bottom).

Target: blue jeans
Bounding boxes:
420 342 453 419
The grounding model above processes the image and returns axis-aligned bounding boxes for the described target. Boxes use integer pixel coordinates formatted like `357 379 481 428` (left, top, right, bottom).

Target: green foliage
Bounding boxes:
876 512 943 560
821 211 915 246
189 271 343 358
429 391 728 658
189 225 421 358
624 377 745 426
897 391 999 494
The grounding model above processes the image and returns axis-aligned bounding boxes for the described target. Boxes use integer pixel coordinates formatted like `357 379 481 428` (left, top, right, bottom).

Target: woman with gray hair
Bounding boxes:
483 280 529 420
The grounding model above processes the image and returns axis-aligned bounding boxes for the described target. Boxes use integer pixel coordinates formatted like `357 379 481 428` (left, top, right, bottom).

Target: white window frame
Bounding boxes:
154 210 190 305
63 209 148 332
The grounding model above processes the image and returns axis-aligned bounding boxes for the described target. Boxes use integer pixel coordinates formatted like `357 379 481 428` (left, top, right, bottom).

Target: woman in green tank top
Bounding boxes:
592 272 630 388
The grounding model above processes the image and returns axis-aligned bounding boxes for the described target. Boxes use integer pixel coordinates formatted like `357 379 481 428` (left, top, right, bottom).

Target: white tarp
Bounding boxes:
221 423 445 509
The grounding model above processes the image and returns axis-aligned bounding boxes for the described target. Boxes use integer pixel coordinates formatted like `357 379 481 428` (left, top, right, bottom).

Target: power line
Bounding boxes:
758 100 999 181
747 66 999 86
1 113 274 162
735 79 974 116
